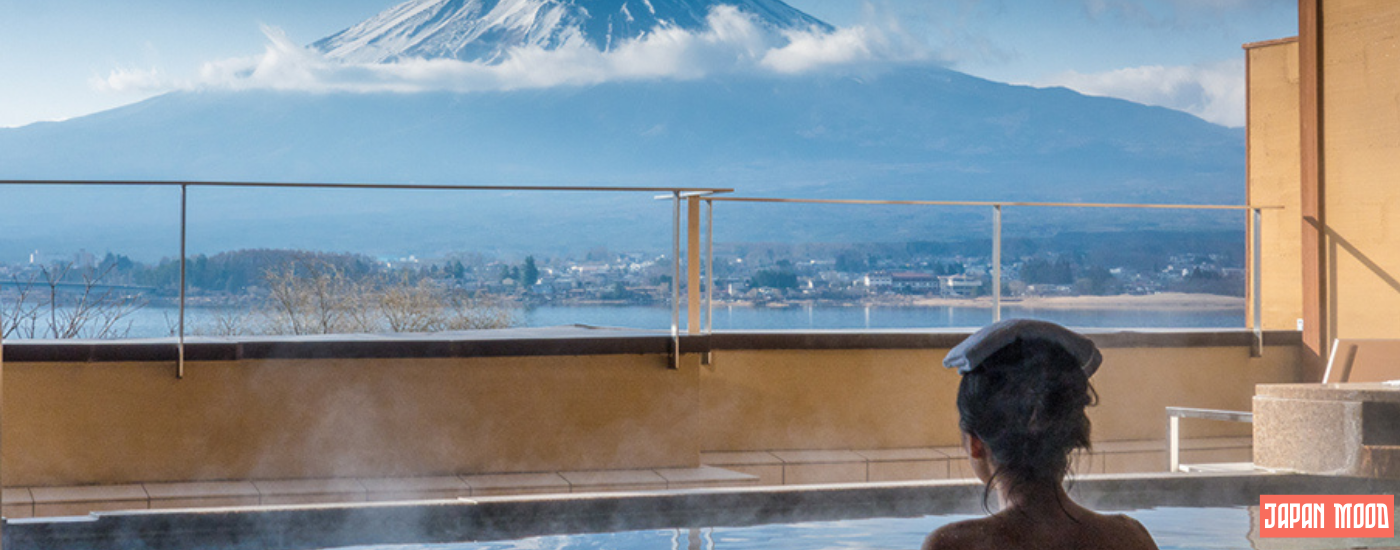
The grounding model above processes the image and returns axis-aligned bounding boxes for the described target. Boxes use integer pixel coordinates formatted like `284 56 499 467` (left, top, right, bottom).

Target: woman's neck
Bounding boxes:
996 479 1076 517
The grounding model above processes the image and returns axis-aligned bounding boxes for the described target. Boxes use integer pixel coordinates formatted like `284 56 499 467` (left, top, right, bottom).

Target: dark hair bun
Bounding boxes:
956 337 1097 486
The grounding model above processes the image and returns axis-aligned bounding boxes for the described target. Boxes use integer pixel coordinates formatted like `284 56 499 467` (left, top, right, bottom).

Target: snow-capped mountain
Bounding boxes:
0 0 1247 259
313 0 832 63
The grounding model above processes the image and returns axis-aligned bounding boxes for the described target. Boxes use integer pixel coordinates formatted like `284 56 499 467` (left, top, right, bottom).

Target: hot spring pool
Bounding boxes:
331 506 1257 550
11 474 1398 549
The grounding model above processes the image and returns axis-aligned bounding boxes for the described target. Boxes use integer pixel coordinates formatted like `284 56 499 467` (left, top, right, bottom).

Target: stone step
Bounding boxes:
2 466 759 518
701 438 1255 487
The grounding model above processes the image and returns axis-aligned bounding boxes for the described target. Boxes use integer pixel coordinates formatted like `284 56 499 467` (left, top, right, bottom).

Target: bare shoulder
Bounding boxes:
1101 513 1160 550
922 518 997 550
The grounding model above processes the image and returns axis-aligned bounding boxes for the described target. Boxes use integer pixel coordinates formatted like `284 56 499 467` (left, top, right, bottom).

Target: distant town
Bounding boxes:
2 239 1245 309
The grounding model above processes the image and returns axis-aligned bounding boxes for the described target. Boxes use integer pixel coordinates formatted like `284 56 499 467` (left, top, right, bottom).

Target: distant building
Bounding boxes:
863 271 893 288
1027 284 1074 297
75 249 97 269
890 272 937 292
938 275 982 298
864 271 938 292
569 264 611 275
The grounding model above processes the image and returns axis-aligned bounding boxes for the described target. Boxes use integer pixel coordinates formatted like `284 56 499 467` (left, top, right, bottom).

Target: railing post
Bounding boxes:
705 199 714 335
670 192 681 370
702 198 714 365
992 205 1002 322
178 184 187 379
1168 413 1181 472
1252 207 1264 357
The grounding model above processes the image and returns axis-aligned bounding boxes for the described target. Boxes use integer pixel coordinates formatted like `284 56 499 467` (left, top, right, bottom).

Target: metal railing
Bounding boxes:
0 181 1286 371
706 197 1282 352
1165 406 1254 472
0 180 734 375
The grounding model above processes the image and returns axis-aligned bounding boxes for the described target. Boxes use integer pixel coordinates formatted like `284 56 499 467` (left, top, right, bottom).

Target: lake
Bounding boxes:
25 302 1245 340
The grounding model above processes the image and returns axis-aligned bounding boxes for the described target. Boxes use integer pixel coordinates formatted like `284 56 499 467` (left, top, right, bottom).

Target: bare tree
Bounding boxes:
237 259 516 336
378 276 444 333
1 271 42 339
262 260 375 335
442 288 518 330
1 262 145 339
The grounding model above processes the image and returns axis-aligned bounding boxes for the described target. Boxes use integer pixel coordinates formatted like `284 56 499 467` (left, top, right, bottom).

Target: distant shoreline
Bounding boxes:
714 292 1244 311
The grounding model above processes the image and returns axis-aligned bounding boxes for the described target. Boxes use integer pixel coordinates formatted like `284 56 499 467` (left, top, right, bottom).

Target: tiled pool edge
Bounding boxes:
7 472 1397 550
0 436 1252 519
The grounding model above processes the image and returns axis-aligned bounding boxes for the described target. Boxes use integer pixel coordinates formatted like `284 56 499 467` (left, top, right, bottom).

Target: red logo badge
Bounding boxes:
1259 495 1394 538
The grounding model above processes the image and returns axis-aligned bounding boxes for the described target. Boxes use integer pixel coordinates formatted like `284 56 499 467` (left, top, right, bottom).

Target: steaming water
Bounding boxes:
59 303 1243 340
330 506 1253 549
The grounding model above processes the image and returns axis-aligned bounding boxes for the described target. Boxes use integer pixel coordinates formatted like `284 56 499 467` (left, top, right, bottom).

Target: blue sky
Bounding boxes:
0 0 1296 129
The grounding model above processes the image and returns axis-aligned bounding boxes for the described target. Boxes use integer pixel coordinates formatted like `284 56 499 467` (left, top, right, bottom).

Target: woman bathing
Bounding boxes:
923 319 1159 550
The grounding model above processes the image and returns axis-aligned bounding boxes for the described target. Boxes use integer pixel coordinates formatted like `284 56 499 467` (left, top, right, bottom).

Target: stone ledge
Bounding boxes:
699 451 783 466
460 473 571 497
2 328 1302 363
358 476 471 502
0 437 1256 519
253 479 368 506
654 466 758 488
5 467 760 518
701 439 1253 486
2 487 35 519
559 470 668 493
143 481 259 501
770 450 868 465
854 448 946 462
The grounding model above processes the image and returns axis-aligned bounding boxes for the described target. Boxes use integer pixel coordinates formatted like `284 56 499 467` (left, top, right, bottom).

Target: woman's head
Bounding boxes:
944 320 1099 490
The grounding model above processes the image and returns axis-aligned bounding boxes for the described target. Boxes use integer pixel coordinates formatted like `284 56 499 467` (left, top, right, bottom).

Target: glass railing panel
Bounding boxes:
706 198 1248 331
0 183 180 340
1 182 698 340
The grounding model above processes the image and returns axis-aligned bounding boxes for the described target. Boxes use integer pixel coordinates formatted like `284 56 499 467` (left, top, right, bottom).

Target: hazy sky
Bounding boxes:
0 0 1297 129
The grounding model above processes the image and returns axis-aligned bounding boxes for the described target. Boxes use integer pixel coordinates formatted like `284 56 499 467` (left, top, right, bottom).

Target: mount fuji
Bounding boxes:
0 0 1245 260
314 0 830 63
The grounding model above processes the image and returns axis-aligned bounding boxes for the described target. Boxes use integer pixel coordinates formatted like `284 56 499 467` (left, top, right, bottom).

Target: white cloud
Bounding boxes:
89 67 171 93
763 26 882 73
94 6 921 98
1035 58 1245 127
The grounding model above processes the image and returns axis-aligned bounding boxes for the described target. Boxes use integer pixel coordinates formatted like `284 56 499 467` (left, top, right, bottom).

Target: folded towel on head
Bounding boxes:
943 318 1101 376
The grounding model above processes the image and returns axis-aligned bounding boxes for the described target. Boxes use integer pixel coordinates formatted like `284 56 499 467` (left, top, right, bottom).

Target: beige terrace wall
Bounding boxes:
701 343 1303 451
2 338 1302 487
1245 37 1303 331
1316 0 1400 342
3 354 700 487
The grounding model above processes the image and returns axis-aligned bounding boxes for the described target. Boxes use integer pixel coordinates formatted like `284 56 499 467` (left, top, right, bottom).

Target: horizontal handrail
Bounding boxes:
1166 406 1253 472
0 179 733 378
0 180 734 194
706 196 1278 332
708 196 1282 211
1166 407 1254 423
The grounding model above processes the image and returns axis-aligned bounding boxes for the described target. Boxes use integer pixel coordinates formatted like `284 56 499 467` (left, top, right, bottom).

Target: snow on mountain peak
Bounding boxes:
312 0 833 64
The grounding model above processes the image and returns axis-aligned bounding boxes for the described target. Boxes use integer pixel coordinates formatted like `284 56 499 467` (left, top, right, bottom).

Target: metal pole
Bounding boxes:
178 184 187 379
703 199 714 366
705 199 714 335
1253 208 1264 356
671 192 681 370
993 205 1002 323
1168 414 1181 472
